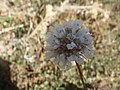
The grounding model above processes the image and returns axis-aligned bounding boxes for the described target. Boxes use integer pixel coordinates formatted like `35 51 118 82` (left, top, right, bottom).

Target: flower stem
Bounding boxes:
75 61 85 87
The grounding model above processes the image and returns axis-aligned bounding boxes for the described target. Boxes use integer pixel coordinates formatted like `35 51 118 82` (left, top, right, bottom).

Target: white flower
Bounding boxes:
45 20 94 69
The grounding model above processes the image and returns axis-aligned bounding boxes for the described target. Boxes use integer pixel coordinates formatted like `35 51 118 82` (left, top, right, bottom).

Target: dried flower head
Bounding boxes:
45 20 94 69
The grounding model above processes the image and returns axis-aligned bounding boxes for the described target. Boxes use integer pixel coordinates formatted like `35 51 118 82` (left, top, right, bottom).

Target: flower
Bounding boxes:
45 20 94 69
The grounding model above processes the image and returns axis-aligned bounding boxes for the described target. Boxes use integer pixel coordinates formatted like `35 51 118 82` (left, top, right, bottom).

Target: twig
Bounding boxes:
0 24 24 35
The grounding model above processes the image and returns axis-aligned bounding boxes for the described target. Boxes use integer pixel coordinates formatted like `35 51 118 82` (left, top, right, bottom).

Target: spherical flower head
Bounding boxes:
45 20 94 70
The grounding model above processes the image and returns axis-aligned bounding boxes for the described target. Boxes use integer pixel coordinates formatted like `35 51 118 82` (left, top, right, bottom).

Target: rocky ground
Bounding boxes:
0 0 120 90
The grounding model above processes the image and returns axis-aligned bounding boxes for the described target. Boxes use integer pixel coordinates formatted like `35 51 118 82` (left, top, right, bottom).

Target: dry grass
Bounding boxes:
0 0 120 90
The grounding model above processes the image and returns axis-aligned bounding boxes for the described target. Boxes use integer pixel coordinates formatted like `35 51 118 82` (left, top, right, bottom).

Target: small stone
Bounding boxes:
97 65 105 74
